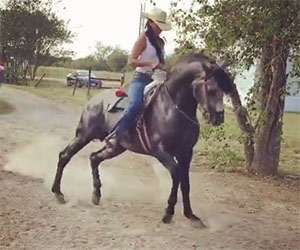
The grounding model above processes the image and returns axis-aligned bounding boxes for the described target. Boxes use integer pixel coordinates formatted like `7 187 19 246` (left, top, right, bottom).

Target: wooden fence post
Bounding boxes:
87 66 91 98
35 73 46 87
72 76 77 96
120 71 125 87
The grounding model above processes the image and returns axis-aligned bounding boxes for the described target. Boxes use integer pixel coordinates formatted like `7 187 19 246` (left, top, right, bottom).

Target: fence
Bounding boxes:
73 66 125 96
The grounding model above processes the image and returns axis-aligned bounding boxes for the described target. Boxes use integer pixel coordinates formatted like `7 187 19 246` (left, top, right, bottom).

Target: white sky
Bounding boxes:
57 0 178 59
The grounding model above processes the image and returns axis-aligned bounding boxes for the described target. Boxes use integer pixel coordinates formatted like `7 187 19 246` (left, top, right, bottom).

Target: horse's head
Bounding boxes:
188 54 234 126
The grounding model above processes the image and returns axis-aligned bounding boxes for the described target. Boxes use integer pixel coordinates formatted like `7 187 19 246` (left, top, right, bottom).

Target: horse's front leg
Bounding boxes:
90 145 125 205
177 150 206 228
155 151 180 224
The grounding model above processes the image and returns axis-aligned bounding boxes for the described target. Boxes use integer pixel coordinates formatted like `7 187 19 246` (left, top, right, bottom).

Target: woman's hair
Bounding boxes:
145 20 164 64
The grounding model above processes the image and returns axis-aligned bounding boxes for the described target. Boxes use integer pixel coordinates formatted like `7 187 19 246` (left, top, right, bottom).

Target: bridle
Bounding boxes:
164 64 225 127
164 85 199 127
202 66 217 119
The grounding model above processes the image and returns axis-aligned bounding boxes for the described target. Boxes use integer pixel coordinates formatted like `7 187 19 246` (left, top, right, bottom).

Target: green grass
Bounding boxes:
0 98 15 114
36 66 134 85
193 107 300 176
279 112 300 176
10 79 105 107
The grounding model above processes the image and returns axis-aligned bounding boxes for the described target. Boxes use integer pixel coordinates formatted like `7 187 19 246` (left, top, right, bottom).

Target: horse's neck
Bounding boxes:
165 81 198 118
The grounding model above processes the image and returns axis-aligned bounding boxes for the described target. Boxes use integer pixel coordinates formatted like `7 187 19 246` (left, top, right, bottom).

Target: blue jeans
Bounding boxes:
116 72 152 136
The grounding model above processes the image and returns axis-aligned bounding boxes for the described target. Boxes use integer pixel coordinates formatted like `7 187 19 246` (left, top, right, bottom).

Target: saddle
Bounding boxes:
105 70 167 152
107 82 162 114
105 83 163 153
108 69 167 114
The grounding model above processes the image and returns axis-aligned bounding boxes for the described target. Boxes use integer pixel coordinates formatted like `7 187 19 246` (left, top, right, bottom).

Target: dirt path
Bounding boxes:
0 86 299 250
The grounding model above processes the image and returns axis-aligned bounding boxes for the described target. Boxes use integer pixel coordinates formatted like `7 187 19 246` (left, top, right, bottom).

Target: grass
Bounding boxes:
193 107 300 176
9 79 105 107
0 98 15 115
36 66 134 85
279 112 300 176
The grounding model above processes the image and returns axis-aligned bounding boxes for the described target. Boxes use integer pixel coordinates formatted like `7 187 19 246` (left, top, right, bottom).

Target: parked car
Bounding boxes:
66 70 102 88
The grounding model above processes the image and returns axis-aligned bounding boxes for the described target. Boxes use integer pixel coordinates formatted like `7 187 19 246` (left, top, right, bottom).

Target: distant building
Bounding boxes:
235 59 300 113
285 60 300 112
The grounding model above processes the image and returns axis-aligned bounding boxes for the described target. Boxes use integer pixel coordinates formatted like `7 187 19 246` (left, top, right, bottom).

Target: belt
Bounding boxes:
135 71 153 78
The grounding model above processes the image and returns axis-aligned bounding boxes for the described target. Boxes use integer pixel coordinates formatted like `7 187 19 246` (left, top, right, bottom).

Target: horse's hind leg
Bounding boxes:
52 136 90 203
90 145 125 205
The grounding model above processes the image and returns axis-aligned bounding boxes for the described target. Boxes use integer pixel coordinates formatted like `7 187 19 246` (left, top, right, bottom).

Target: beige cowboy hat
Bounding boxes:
141 7 172 31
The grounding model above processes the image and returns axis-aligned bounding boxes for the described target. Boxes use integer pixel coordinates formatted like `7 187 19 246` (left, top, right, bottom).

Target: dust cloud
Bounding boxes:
4 134 171 205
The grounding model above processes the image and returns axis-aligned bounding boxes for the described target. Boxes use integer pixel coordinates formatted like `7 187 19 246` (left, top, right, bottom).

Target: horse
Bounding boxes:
51 51 234 227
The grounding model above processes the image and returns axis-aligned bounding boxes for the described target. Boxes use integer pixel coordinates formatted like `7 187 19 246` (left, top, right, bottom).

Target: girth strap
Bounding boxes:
136 119 152 153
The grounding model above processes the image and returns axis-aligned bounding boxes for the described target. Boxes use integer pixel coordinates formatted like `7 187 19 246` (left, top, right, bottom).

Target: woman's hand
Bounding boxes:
150 61 165 70
149 61 160 69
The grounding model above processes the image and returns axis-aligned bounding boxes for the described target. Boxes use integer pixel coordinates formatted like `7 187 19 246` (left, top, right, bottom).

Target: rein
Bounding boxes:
203 65 220 117
203 80 212 118
164 85 199 127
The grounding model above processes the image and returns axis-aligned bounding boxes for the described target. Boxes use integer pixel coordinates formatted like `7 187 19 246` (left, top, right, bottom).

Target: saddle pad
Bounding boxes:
107 96 130 113
143 83 162 107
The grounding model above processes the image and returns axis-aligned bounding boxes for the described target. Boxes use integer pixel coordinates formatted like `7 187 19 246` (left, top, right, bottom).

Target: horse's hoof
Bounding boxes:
162 213 173 224
55 193 66 204
189 214 206 229
92 194 100 205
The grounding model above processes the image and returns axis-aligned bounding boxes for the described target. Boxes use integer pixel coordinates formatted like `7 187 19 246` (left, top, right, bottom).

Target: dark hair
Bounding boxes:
145 20 164 64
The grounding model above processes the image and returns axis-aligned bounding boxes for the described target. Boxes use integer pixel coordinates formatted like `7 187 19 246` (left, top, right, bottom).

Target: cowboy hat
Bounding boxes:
141 7 172 31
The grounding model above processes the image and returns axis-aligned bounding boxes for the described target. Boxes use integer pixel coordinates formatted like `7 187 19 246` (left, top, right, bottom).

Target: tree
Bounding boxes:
171 0 300 175
91 42 112 71
107 48 128 72
0 0 73 83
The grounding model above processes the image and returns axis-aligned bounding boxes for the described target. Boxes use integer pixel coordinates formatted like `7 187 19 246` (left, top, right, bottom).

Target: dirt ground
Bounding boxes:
0 86 299 250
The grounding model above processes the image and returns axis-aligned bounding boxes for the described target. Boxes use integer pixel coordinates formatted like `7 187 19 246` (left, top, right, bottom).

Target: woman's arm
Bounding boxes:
128 33 160 69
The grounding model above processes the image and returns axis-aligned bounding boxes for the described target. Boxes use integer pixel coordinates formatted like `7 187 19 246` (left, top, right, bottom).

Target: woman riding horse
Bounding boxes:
51 50 234 227
108 7 172 146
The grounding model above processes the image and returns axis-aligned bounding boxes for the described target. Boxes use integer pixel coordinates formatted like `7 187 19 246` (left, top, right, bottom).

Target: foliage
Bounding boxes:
0 0 73 82
171 0 300 73
58 43 129 72
198 120 244 172
170 0 300 175
69 56 105 71
107 48 128 72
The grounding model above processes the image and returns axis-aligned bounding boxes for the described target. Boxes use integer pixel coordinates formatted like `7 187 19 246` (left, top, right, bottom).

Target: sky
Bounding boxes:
57 0 178 59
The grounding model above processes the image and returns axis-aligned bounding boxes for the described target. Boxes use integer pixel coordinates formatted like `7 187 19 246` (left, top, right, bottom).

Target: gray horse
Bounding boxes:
52 51 234 227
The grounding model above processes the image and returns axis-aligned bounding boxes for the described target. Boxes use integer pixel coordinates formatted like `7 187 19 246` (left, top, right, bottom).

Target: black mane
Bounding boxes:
212 67 234 94
168 51 234 94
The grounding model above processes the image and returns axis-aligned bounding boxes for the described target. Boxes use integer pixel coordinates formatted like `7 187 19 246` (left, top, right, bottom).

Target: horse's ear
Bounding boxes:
212 68 234 94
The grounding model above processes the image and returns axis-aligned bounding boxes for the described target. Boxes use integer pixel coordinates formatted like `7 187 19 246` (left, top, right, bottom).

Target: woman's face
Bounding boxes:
149 21 162 35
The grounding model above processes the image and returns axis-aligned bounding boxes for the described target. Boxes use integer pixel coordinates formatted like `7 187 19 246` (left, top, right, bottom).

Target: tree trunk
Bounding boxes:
22 64 29 85
258 45 273 110
250 38 288 175
31 65 39 81
229 83 255 169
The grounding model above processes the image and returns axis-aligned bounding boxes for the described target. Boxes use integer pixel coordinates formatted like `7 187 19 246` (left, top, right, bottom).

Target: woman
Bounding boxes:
109 7 172 144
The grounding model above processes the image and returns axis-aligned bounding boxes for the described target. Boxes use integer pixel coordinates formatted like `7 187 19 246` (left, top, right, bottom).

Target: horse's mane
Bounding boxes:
167 51 234 94
211 67 234 94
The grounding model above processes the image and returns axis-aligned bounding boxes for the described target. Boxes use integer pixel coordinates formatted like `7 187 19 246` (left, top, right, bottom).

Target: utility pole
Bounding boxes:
138 1 146 36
